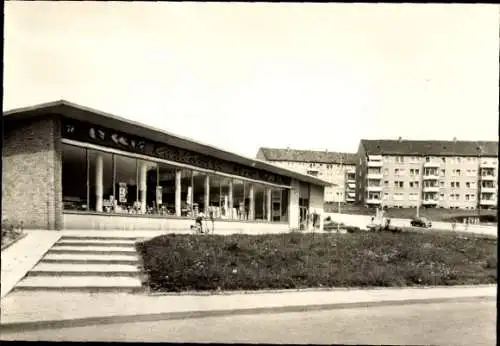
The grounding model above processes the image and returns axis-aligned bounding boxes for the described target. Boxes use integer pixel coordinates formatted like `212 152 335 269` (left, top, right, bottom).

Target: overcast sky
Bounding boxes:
4 2 499 157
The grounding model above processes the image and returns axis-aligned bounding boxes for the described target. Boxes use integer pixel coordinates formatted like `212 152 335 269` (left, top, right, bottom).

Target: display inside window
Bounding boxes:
62 144 88 211
61 144 289 222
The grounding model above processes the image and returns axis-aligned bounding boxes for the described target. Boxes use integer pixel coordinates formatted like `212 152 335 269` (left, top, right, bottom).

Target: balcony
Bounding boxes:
422 199 438 205
480 162 497 169
422 174 439 180
367 173 383 180
424 161 440 168
347 182 356 189
481 186 497 193
366 198 382 205
479 199 496 206
367 161 383 167
345 195 355 202
480 174 496 181
423 186 439 193
368 155 383 161
366 186 383 192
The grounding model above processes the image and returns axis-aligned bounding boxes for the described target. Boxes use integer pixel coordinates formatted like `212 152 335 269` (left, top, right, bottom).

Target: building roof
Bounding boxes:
3 100 333 187
360 139 499 157
258 147 358 165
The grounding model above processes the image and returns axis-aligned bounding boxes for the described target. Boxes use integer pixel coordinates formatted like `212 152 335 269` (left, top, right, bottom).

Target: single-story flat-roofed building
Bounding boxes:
2 100 331 232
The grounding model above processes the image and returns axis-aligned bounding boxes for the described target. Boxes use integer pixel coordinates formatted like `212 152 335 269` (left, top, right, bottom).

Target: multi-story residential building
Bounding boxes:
256 148 357 203
356 138 498 210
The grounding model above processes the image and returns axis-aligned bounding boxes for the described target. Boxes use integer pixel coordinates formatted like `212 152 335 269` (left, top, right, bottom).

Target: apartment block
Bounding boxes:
356 138 498 210
256 148 357 203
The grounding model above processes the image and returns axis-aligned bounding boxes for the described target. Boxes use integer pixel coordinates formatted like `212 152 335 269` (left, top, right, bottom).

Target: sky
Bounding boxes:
3 2 499 158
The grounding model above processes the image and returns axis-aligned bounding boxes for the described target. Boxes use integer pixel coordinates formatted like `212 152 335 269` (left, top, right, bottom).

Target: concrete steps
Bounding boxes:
13 235 145 293
42 253 140 265
14 276 142 292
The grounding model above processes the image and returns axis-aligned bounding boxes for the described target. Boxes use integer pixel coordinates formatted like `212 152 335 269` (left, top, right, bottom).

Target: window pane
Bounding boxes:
114 155 138 213
158 164 177 215
180 169 193 217
88 149 113 212
192 171 207 216
232 179 246 220
254 184 268 221
220 177 231 219
281 189 289 222
62 144 88 211
137 160 158 214
208 175 221 218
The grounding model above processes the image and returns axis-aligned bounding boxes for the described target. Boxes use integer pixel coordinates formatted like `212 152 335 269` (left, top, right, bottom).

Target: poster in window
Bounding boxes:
119 183 128 203
156 186 163 205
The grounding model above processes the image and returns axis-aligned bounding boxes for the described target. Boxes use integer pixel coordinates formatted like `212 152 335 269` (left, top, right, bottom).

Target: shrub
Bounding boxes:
137 231 497 292
2 219 24 247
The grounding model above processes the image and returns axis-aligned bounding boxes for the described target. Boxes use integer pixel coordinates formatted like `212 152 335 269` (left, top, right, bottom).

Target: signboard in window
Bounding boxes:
118 183 128 203
156 186 163 205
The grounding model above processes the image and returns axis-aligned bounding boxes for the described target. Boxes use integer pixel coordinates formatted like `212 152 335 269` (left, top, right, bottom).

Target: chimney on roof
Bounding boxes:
398 136 402 143
325 149 328 153
453 137 457 142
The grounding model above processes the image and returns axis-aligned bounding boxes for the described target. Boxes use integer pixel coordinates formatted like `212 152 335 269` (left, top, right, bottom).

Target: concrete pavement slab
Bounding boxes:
1 284 496 329
1 231 61 298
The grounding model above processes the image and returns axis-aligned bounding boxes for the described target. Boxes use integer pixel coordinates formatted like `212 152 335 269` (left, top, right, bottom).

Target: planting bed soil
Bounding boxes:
136 231 497 292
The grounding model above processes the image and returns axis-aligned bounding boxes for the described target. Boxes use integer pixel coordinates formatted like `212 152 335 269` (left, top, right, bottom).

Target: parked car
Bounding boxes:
410 217 432 228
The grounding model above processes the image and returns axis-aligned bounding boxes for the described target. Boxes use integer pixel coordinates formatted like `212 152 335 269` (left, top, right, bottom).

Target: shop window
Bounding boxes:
113 155 139 213
62 144 88 211
88 149 114 212
158 163 177 215
232 179 247 220
254 184 268 221
177 169 192 217
219 177 232 219
137 160 158 214
208 175 222 218
192 171 207 216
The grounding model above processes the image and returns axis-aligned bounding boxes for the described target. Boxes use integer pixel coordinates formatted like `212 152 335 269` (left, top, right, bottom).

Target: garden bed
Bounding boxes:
136 231 497 292
1 221 25 251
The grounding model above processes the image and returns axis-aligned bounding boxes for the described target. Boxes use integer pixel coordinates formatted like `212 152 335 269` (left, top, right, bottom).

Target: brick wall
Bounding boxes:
2 115 62 230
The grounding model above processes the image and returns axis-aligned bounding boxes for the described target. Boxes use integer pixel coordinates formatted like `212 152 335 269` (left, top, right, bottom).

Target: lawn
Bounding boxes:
136 231 497 292
325 203 497 223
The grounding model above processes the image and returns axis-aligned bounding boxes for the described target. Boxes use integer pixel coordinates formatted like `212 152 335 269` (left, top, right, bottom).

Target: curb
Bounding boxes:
0 295 495 334
143 283 498 296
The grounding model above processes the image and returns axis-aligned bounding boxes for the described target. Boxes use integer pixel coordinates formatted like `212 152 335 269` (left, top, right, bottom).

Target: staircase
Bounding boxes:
13 236 145 293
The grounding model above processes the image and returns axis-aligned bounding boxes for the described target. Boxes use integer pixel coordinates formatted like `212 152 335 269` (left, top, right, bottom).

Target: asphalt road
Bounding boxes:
2 297 496 345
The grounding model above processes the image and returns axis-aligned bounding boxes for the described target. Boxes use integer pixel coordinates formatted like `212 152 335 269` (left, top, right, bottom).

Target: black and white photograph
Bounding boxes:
1 2 498 344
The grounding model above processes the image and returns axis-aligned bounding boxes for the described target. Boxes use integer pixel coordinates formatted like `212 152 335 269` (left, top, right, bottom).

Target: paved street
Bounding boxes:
2 298 495 345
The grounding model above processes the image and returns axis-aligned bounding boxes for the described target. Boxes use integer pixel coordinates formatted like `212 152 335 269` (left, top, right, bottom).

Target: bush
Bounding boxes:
2 219 24 248
137 231 497 292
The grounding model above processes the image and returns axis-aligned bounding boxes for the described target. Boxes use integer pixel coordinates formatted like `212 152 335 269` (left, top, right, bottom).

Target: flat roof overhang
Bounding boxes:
4 100 334 187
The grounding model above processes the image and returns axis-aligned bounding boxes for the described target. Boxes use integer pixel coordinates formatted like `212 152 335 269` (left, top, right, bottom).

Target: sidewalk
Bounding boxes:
1 285 496 331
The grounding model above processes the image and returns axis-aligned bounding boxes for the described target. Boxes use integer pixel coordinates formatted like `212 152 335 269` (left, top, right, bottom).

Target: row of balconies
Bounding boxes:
365 185 496 193
367 160 497 169
365 198 496 206
365 172 496 181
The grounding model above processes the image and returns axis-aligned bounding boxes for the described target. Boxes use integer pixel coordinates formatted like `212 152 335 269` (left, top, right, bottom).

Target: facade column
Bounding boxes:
175 170 181 217
228 180 233 219
249 183 255 220
266 188 272 222
204 175 210 214
95 154 103 212
139 162 148 214
288 179 300 230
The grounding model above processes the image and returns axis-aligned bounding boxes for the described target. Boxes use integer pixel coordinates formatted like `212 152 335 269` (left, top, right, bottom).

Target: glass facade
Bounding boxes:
61 143 289 222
